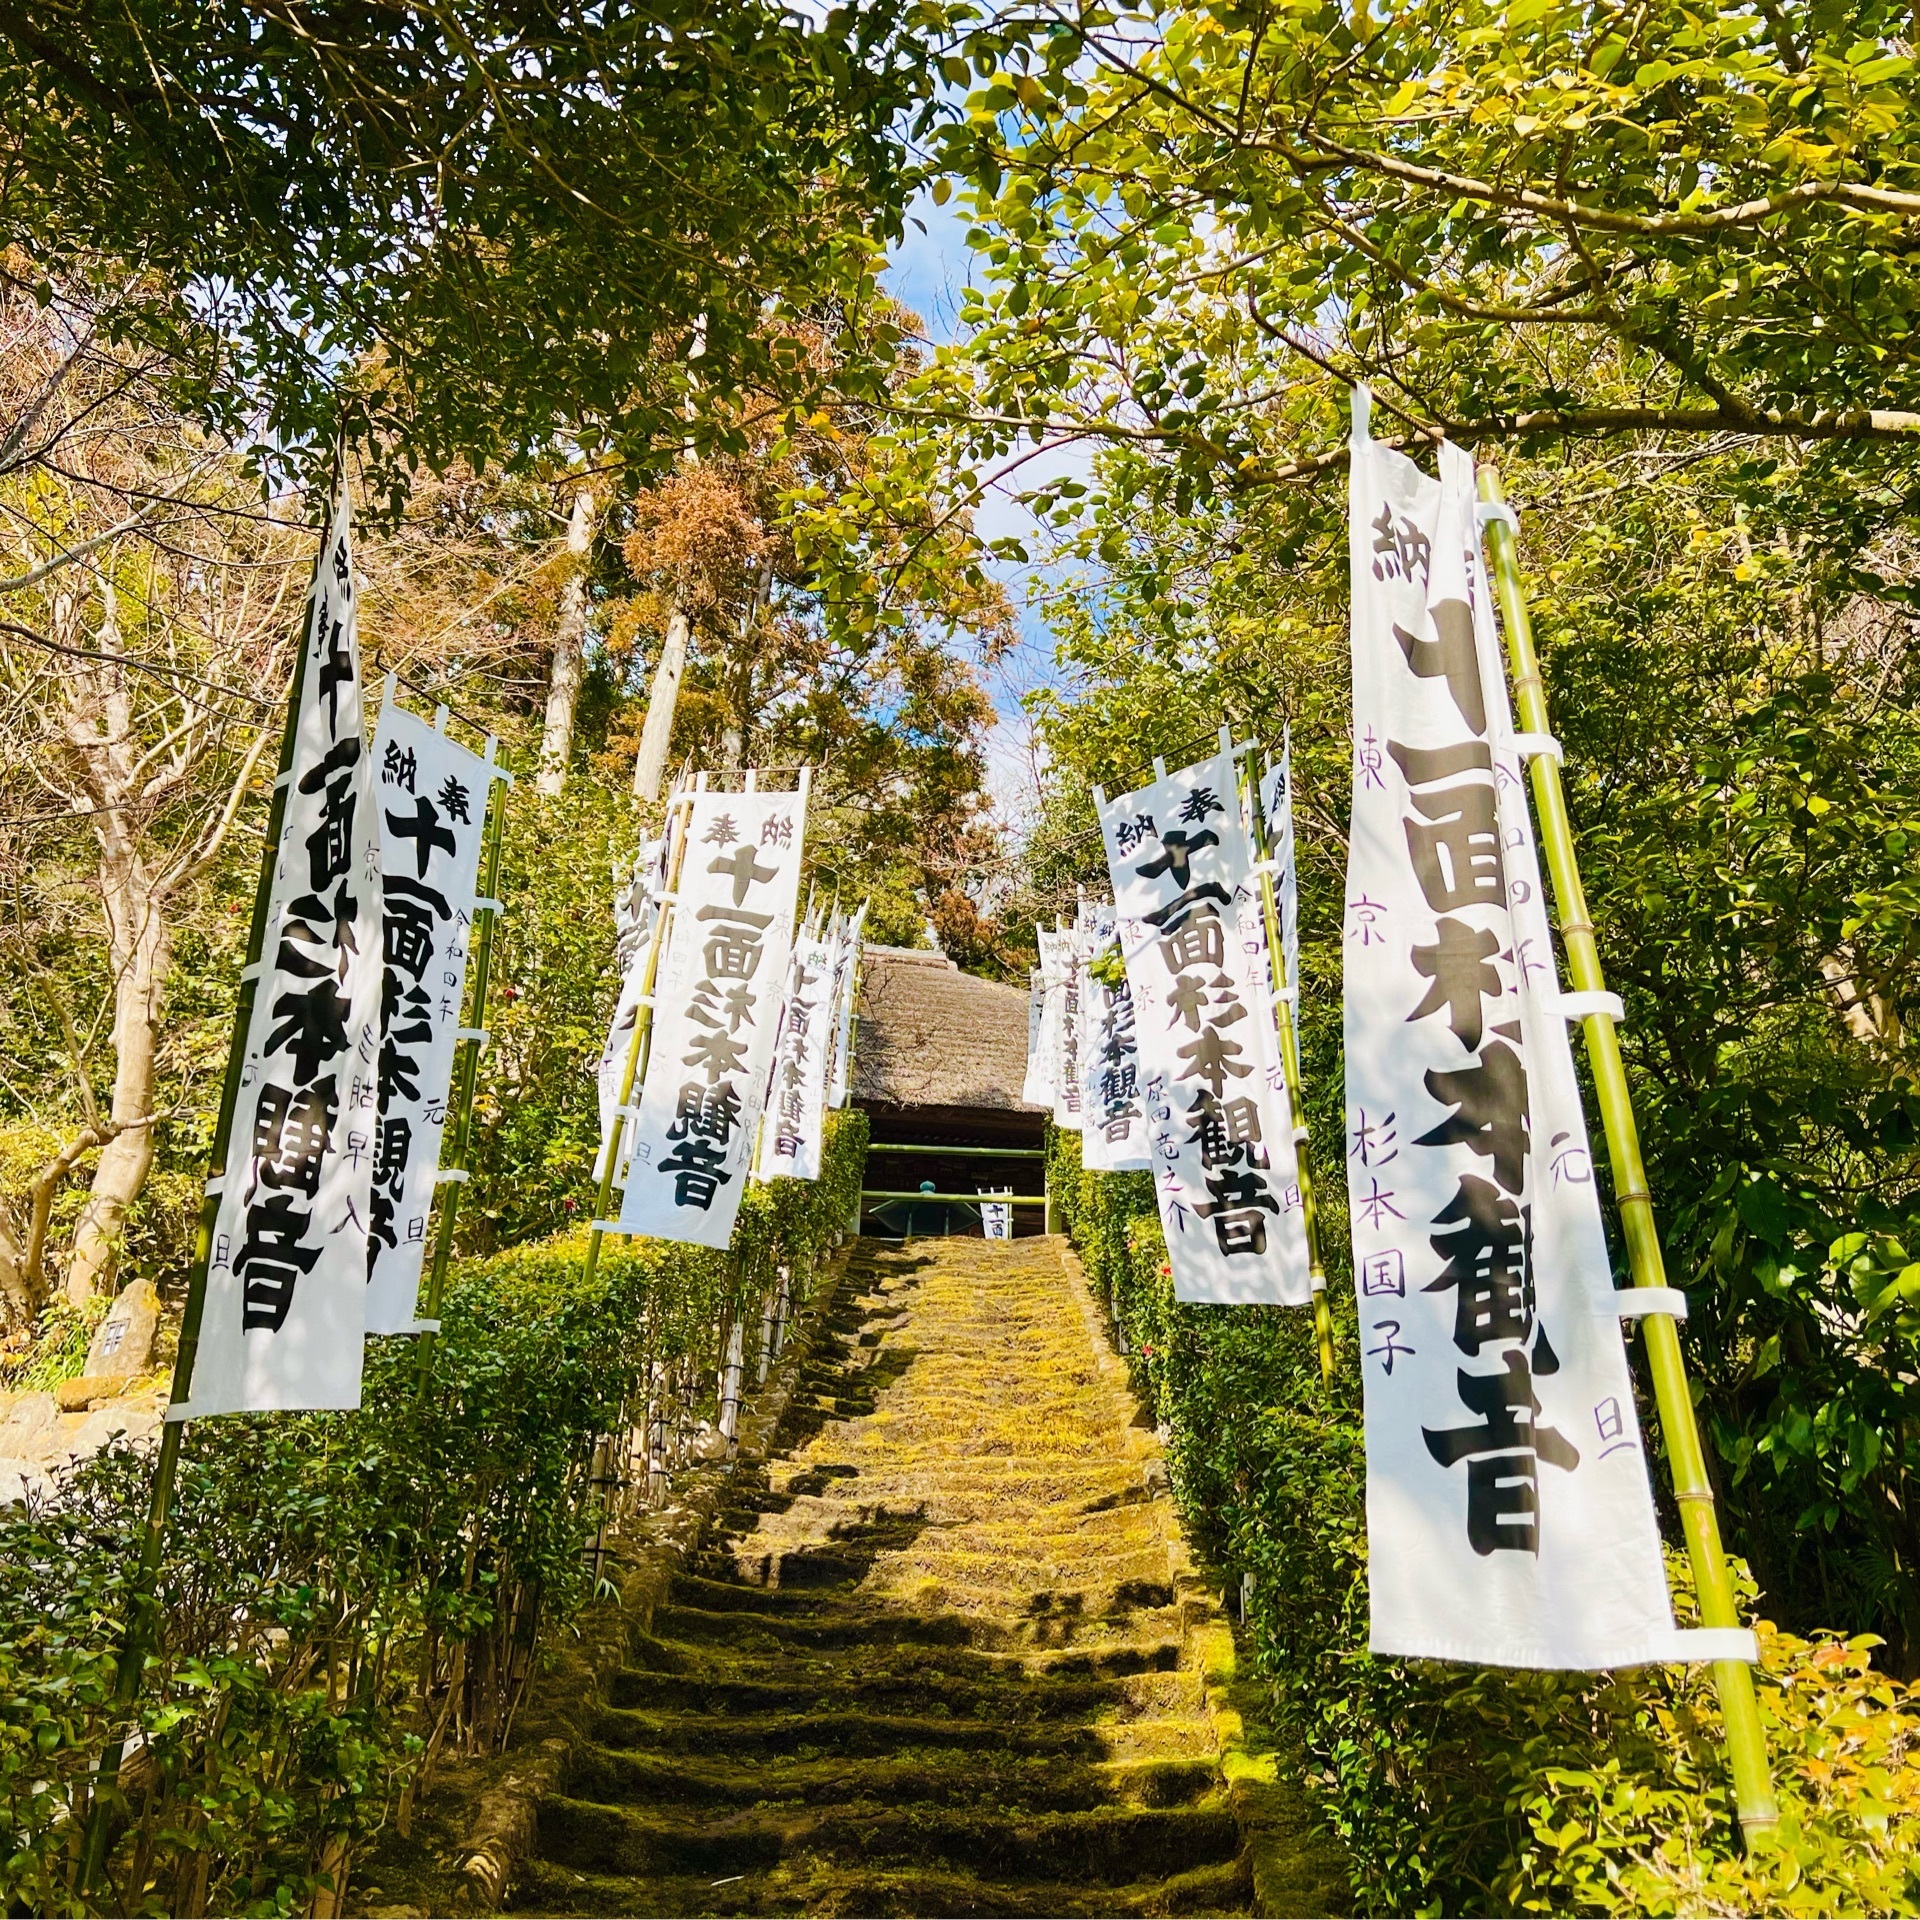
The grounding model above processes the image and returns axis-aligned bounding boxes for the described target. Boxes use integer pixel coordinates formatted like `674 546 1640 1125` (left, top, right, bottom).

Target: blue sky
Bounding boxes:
882 189 1096 830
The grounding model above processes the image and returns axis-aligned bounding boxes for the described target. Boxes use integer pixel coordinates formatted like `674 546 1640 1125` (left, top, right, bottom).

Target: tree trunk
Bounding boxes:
59 597 170 1309
64 834 168 1307
1819 950 1896 1052
633 604 692 801
1 1123 112 1331
0 1209 34 1332
536 485 599 797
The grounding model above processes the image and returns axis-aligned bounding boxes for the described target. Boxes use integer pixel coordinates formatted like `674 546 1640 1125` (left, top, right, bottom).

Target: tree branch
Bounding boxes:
164 716 278 891
1283 132 1920 236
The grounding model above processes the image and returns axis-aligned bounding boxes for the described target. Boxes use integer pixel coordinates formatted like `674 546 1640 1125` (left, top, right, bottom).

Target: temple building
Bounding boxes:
850 945 1049 1237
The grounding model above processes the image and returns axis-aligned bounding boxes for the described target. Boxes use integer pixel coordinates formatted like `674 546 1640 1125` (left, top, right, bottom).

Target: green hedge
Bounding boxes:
0 1108 865 1919
1050 1128 1920 1918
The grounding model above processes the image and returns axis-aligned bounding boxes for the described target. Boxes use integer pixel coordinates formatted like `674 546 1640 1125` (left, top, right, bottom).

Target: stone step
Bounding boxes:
502 1236 1261 1917
601 1662 1136 1720
565 1745 1220 1815
510 1853 1250 1918
648 1603 1187 1662
642 1608 1182 1677
722 1486 1165 1534
645 1603 976 1655
762 1458 1147 1484
849 1573 1183 1620
858 1542 1177 1586
535 1794 1244 1889
590 1705 1111 1762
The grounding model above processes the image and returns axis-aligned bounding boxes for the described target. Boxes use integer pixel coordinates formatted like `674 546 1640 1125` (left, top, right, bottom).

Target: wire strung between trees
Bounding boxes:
374 654 505 747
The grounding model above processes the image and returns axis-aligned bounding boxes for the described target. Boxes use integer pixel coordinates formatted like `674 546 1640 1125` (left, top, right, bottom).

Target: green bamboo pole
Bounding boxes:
413 744 510 1391
1477 462 1779 1846
78 532 321 1900
843 940 868 1235
1242 760 1336 1387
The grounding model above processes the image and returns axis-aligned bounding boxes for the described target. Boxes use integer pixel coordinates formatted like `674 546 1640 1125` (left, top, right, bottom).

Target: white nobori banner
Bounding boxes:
188 490 382 1416
1344 389 1676 1668
1022 965 1054 1109
1257 731 1303 1062
825 900 867 1110
595 829 671 1183
1031 930 1069 1117
364 703 493 1335
1050 922 1084 1132
1098 749 1309 1304
755 928 833 1181
1023 969 1047 1104
1077 901 1151 1172
615 788 804 1248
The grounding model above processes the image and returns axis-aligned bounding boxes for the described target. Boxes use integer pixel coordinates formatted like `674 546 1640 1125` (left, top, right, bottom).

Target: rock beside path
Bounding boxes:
0 1378 166 1506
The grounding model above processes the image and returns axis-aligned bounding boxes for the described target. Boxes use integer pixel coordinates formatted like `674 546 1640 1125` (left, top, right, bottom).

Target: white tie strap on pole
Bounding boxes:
1510 732 1564 764
1666 1628 1760 1664
1475 499 1520 536
1558 989 1626 1023
1611 1287 1689 1322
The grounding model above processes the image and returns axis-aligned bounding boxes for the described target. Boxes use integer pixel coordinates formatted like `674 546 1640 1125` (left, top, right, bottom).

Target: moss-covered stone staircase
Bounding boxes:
510 1236 1264 1917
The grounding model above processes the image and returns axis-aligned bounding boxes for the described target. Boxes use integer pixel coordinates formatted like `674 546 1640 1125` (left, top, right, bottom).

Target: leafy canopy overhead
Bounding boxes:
924 0 1920 501
0 0 953 500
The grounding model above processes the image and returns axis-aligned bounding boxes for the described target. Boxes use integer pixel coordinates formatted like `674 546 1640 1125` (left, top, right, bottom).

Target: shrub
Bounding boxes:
0 1108 865 1918
1051 1127 1920 1918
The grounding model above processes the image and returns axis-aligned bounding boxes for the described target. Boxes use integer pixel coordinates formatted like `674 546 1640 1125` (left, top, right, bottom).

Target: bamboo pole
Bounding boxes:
79 520 323 1899
1477 462 1779 1845
415 740 510 1389
842 940 867 1235
1240 753 1336 1387
718 1316 745 1455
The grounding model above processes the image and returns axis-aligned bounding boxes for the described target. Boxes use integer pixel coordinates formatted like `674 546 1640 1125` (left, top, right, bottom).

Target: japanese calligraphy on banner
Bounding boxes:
1023 971 1048 1106
824 900 866 1111
1344 389 1676 1668
1077 903 1151 1172
1258 734 1303 1059
1052 921 1084 1132
615 788 804 1248
596 828 671 1183
1097 750 1309 1305
185 490 382 1416
1029 931 1068 1114
364 703 491 1335
755 927 832 1181
1022 966 1053 1108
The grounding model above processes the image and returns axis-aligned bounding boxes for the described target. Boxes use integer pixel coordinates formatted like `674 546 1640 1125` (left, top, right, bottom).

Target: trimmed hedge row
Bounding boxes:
0 1108 866 1919
1049 1129 1920 1917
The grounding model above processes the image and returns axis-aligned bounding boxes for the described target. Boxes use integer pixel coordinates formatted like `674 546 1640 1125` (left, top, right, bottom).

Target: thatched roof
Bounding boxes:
853 946 1044 1116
